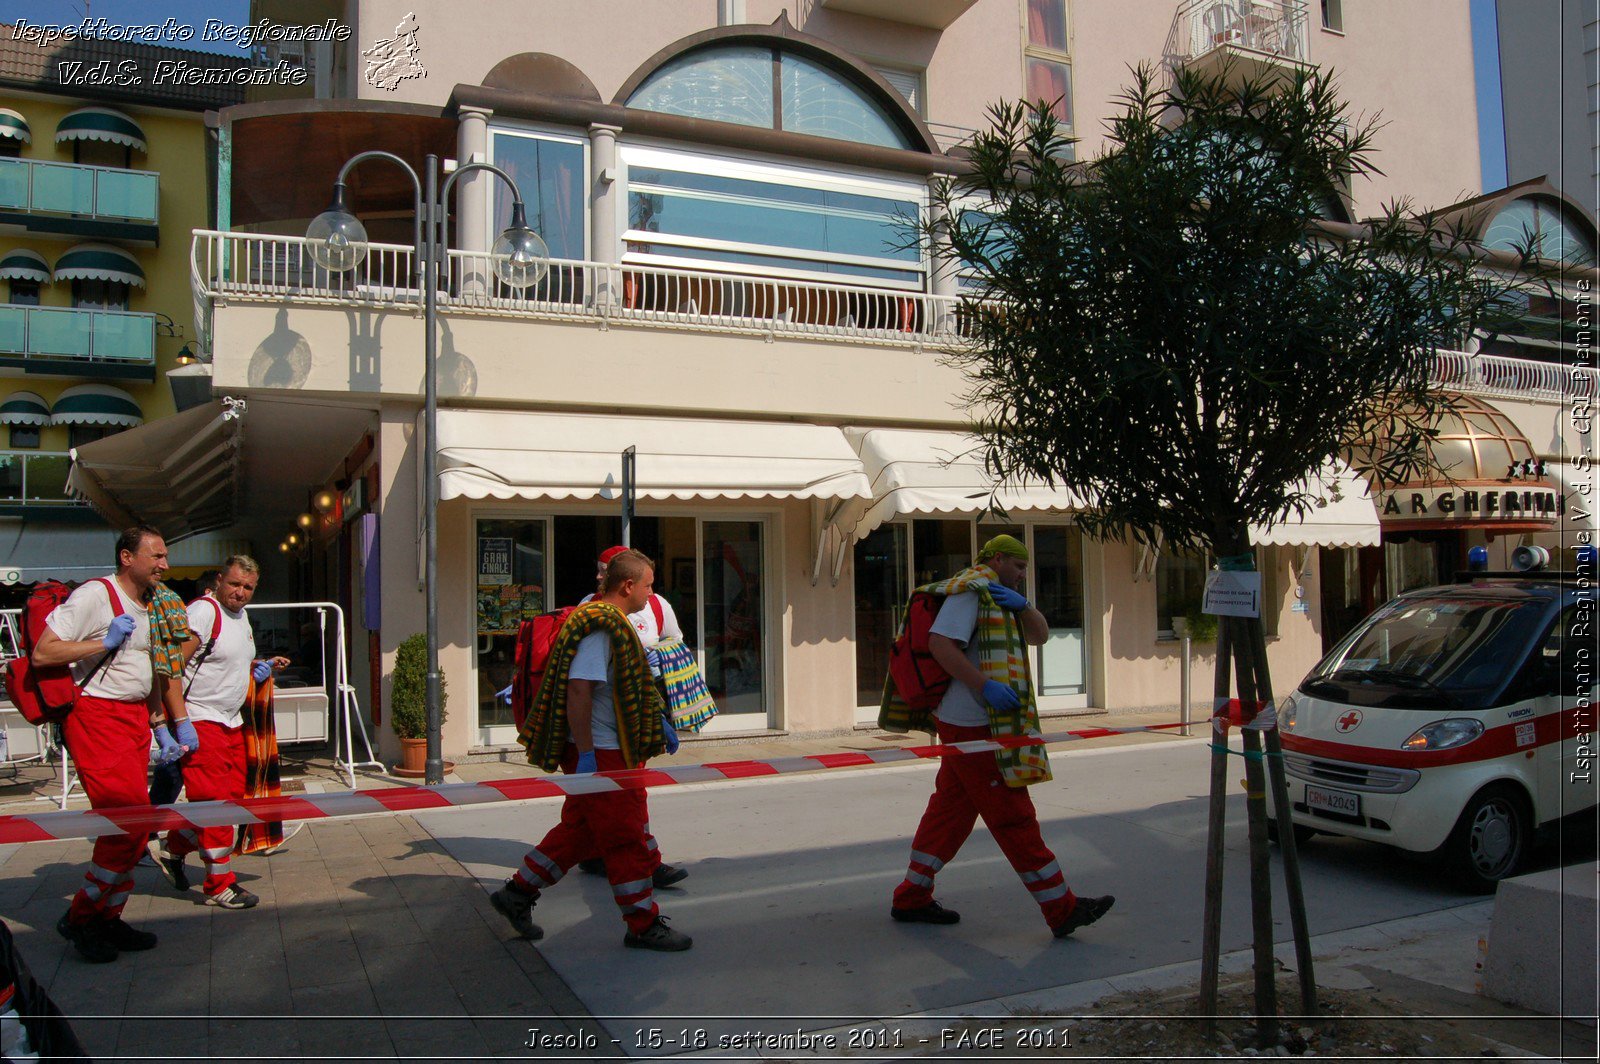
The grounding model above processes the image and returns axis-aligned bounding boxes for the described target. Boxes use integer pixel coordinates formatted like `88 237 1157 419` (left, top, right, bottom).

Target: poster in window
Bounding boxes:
478 537 513 586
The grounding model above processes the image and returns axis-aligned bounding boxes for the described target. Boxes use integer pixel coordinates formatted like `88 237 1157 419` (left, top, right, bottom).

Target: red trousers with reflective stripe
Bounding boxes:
514 746 658 934
892 721 1076 928
165 721 245 895
62 694 153 924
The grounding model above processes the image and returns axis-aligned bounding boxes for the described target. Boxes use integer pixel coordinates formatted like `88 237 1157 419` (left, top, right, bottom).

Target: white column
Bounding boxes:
929 186 959 332
457 105 492 296
590 123 622 307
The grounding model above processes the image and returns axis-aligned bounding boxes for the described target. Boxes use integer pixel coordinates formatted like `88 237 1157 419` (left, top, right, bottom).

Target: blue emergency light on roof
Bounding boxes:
1466 546 1489 572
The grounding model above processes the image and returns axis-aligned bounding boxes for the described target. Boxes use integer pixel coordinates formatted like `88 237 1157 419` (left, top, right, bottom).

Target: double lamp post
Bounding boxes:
306 151 549 784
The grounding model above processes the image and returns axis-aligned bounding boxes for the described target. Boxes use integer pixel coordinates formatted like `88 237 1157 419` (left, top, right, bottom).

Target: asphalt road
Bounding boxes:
416 737 1480 1054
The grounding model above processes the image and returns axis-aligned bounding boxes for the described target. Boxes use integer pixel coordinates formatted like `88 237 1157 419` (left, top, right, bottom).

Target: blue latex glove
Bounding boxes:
151 726 185 765
102 614 136 651
252 660 272 684
494 683 514 705
988 582 1029 612
574 750 598 775
646 647 662 677
661 713 680 755
981 679 1021 713
172 718 200 753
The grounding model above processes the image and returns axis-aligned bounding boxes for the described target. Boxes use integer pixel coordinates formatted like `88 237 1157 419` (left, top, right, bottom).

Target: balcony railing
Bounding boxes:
190 230 966 346
1167 0 1309 67
0 157 160 225
1433 349 1596 403
0 451 78 508
0 305 157 365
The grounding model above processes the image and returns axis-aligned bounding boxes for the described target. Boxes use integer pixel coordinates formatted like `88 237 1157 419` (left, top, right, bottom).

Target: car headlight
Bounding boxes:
1401 718 1484 751
1279 695 1298 732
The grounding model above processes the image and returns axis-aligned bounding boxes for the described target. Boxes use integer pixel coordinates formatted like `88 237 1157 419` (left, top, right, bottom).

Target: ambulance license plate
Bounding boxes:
1305 785 1360 817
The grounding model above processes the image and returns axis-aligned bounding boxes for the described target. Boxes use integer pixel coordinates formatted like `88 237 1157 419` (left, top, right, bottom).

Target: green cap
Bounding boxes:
979 534 1029 561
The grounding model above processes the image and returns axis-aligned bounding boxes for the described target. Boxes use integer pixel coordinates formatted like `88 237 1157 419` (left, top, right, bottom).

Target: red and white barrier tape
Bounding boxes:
0 720 1197 845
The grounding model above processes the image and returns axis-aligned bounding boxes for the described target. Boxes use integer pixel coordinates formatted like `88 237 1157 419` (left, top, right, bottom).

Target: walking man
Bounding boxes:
882 534 1114 938
154 555 286 909
492 549 692 952
33 526 178 962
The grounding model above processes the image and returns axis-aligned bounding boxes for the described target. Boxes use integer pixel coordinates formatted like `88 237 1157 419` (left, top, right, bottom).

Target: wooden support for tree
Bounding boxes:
1198 619 1233 1028
1229 614 1279 1048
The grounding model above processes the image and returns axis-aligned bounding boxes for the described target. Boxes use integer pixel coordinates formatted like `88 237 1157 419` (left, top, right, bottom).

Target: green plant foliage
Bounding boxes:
390 633 446 739
1184 602 1220 643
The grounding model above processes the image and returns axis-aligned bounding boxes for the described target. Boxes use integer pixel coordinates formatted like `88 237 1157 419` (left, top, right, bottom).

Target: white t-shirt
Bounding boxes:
569 631 619 749
182 595 256 727
44 576 153 703
577 593 683 648
930 591 991 728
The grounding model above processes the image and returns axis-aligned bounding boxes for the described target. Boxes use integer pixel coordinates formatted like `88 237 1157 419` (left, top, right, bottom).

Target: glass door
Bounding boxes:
699 519 767 727
853 524 908 721
1032 525 1086 698
474 518 548 746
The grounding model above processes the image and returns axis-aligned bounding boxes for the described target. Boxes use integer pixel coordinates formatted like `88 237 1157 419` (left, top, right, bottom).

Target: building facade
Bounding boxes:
63 0 1597 764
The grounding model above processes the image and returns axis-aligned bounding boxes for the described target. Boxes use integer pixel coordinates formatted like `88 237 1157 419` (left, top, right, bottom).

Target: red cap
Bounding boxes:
598 545 629 565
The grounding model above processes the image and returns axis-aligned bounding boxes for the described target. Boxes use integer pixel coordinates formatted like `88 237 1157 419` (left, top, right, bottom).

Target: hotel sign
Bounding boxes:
1377 483 1563 528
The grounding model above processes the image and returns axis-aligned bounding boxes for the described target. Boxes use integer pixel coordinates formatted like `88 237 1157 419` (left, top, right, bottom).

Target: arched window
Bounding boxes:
1484 196 1596 265
628 44 915 150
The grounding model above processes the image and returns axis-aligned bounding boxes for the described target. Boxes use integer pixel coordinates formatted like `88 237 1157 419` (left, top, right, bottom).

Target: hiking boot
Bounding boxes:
490 881 544 941
1052 895 1115 938
152 844 190 892
100 918 158 952
56 913 117 964
576 858 606 875
623 916 692 952
891 901 961 925
652 863 688 888
206 885 260 910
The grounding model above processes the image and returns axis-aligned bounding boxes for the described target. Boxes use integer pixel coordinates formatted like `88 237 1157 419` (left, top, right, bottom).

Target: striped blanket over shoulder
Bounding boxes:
878 564 1051 788
656 637 716 732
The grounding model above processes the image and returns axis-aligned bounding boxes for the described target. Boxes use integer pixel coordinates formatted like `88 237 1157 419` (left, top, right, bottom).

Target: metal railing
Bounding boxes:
0 451 79 507
1433 349 1597 403
1167 0 1309 66
0 305 156 364
0 157 160 225
191 230 966 347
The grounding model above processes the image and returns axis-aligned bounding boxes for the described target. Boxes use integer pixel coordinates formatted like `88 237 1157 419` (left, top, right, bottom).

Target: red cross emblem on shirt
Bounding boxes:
1335 710 1363 733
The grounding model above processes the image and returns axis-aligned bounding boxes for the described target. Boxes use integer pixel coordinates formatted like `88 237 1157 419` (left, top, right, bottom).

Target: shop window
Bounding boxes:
702 520 765 717
1384 537 1440 600
8 425 40 449
7 279 39 306
473 518 548 735
1156 546 1207 637
912 518 970 584
1024 0 1073 128
854 523 908 705
72 279 129 311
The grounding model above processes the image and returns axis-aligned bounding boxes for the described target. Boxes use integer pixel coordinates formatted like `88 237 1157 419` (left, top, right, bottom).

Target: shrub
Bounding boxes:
390 633 446 739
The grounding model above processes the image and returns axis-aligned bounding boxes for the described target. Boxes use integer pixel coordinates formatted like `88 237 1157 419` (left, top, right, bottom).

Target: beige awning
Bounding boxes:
1249 461 1382 548
66 400 243 539
437 411 872 503
842 427 1086 540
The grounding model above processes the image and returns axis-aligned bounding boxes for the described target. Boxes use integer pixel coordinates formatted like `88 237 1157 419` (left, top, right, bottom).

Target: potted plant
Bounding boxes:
391 633 446 774
1183 602 1219 644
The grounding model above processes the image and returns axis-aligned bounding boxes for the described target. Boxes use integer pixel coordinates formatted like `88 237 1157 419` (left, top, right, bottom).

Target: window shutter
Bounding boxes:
873 66 923 116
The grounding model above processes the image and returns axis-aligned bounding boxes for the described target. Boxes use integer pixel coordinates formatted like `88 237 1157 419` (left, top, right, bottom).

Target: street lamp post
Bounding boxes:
308 151 548 785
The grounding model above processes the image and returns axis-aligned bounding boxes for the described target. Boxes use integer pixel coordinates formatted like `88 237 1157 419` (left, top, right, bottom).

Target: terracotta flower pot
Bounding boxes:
399 736 427 773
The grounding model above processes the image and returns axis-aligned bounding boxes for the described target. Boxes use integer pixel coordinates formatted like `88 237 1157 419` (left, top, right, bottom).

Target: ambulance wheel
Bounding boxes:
1266 819 1316 848
1441 784 1529 893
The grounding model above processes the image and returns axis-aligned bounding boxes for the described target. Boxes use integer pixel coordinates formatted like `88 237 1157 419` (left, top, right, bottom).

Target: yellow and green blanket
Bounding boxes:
879 564 1051 788
518 600 667 771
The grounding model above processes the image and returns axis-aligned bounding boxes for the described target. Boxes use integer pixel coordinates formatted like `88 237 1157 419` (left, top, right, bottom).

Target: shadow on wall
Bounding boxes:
436 320 479 399
247 307 313 388
348 306 387 393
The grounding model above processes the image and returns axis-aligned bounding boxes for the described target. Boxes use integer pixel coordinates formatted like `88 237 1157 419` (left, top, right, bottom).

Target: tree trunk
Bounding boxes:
1228 613 1279 1048
1198 619 1233 1028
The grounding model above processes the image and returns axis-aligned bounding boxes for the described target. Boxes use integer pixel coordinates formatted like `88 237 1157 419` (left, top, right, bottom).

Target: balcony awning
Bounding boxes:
66 400 242 539
55 107 146 153
0 249 50 284
52 243 145 287
0 390 51 427
0 108 30 144
50 384 143 428
841 426 1087 540
437 411 872 503
1249 461 1382 548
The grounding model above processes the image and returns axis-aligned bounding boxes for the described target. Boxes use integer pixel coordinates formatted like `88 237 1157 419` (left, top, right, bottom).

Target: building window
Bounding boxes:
8 425 40 449
67 424 118 449
0 139 19 159
1023 0 1073 128
622 143 927 289
1484 196 1597 265
1320 0 1343 31
872 65 924 117
7 280 40 306
1156 546 1207 637
488 128 588 262
71 279 129 311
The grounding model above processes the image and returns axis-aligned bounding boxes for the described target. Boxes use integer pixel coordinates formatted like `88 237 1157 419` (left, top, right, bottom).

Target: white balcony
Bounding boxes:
817 0 979 30
1167 0 1312 87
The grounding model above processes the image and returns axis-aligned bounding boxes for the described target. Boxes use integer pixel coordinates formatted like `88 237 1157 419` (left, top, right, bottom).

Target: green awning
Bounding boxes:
0 249 50 284
0 390 51 427
52 243 145 287
50 383 142 428
55 107 146 153
0 108 30 144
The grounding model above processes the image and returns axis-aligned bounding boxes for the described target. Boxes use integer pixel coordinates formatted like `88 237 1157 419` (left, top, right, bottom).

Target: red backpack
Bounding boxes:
887 591 953 710
510 606 577 732
3 578 123 725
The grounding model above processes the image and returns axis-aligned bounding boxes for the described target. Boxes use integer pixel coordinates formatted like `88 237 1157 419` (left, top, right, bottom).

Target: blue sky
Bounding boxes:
1470 0 1508 192
5 0 259 56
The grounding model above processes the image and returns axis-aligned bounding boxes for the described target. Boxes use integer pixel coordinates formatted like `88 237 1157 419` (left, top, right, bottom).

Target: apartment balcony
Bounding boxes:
0 451 84 515
817 0 979 30
0 158 160 244
1432 349 1596 405
1166 0 1312 88
0 305 158 382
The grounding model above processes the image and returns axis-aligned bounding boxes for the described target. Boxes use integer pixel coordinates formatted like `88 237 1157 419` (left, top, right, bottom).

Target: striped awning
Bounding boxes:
0 108 30 144
52 243 145 287
0 249 50 284
55 107 146 152
0 391 51 427
50 384 142 428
